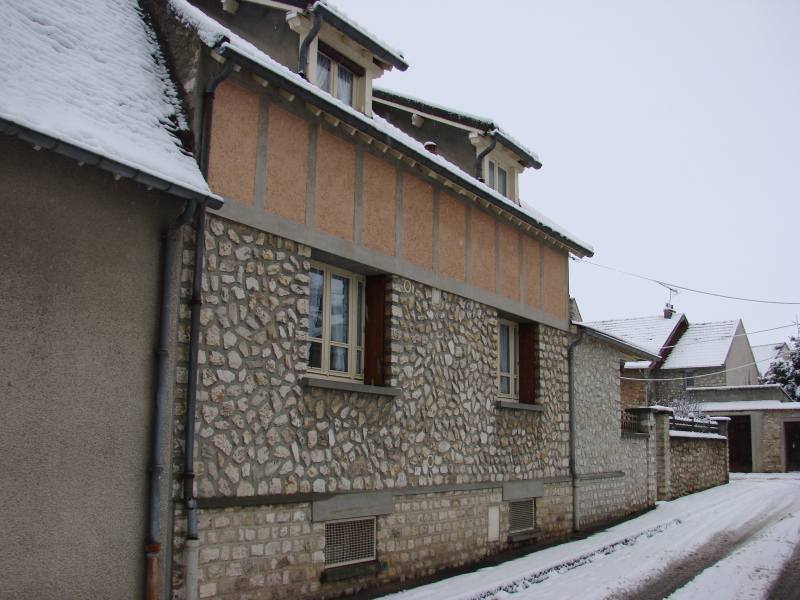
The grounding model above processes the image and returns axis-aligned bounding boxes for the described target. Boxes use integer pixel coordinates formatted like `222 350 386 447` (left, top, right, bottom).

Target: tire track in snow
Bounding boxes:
610 507 790 600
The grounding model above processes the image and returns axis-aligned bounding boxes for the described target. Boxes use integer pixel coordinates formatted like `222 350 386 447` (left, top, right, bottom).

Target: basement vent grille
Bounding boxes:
324 517 376 568
508 499 535 533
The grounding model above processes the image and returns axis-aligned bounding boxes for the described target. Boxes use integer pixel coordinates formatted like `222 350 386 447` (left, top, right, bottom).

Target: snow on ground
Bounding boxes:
378 474 800 600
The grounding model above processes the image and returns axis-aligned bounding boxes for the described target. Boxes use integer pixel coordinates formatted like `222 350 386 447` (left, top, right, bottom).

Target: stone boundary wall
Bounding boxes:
573 339 657 530
667 435 728 499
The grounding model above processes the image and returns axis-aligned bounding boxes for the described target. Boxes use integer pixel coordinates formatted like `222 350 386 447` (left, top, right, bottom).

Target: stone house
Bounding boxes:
752 341 791 378
1 1 729 599
584 309 759 409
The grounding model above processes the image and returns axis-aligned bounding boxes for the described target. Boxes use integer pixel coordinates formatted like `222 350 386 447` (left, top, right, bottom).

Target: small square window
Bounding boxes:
508 499 535 534
325 518 376 568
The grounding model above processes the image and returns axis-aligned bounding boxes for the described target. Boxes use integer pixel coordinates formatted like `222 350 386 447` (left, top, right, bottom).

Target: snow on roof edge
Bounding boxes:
167 0 593 256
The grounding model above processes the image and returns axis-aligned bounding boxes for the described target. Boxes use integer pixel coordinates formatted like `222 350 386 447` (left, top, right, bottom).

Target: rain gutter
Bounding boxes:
568 329 587 532
0 117 222 209
214 44 592 257
474 131 497 182
181 55 237 600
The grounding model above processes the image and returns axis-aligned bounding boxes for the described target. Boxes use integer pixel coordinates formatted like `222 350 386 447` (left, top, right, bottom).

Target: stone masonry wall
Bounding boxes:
668 435 728 499
653 367 726 403
573 338 655 529
171 215 575 598
191 484 572 600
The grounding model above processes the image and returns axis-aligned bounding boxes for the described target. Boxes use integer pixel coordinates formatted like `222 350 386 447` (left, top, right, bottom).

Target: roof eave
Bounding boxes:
0 117 223 209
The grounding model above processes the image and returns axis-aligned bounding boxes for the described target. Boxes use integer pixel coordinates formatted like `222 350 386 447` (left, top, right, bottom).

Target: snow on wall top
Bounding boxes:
703 400 800 412
661 320 741 370
0 0 213 198
167 0 593 256
583 314 687 361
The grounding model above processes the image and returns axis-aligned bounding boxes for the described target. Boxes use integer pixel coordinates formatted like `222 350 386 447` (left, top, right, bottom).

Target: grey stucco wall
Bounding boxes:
0 136 182 599
725 322 759 386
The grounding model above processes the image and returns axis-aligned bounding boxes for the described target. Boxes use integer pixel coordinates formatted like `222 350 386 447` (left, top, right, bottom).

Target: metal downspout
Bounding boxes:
568 328 587 533
297 9 323 80
474 131 497 182
183 54 236 600
146 198 198 600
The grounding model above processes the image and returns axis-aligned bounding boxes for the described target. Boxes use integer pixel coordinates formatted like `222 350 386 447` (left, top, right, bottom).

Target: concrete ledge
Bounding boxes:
507 529 543 543
495 401 545 412
312 491 392 522
321 560 384 582
575 471 625 481
302 377 401 397
503 480 544 501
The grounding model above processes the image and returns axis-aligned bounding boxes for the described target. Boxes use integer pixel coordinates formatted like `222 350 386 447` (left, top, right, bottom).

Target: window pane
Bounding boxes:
498 166 508 197
488 160 495 189
356 280 364 347
308 341 322 369
330 346 348 372
500 375 510 395
309 268 324 340
336 65 354 106
317 53 332 93
356 349 362 375
330 274 349 344
499 323 510 375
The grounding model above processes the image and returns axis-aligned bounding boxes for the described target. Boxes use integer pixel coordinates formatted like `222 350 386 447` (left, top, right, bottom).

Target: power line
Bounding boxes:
573 259 800 305
658 323 796 352
620 356 777 382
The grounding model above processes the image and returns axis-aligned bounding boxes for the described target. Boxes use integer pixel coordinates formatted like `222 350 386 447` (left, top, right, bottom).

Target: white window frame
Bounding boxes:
307 262 365 381
316 51 357 107
498 319 519 401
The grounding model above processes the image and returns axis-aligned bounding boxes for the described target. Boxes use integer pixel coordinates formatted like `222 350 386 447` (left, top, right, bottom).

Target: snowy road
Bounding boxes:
377 474 800 600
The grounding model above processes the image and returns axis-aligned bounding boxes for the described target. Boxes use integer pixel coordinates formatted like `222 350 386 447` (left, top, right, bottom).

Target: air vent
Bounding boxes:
508 499 535 533
325 517 376 568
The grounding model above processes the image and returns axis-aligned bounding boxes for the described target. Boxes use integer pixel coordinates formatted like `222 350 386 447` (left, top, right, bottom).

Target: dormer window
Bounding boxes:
487 161 508 197
315 43 363 107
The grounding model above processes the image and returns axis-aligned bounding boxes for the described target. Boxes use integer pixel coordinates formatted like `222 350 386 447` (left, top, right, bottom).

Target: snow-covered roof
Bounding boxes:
582 314 687 367
688 384 783 392
661 320 740 370
751 342 789 376
0 0 218 205
373 87 541 168
576 323 661 361
166 0 593 257
703 401 800 412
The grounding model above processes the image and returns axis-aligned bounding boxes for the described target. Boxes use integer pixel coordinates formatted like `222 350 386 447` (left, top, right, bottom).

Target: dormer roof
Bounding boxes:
373 87 541 169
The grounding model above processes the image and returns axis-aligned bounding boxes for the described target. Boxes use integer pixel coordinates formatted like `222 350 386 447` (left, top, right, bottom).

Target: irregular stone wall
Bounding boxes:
573 338 655 528
171 215 575 598
668 435 728 499
761 412 786 473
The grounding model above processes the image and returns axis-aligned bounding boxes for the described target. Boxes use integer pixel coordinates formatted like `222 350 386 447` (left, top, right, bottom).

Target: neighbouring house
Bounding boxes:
1 2 730 599
584 308 759 409
690 385 800 473
752 341 791 378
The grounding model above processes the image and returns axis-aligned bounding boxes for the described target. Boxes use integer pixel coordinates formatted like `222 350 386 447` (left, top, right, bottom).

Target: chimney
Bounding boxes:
663 303 675 319
423 141 437 155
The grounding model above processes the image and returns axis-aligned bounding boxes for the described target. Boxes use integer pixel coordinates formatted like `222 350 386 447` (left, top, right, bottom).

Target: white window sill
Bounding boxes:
495 401 545 412
302 377 401 397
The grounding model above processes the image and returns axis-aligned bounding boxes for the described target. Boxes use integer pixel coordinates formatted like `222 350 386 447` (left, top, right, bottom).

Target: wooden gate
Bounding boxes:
728 415 752 473
785 422 800 472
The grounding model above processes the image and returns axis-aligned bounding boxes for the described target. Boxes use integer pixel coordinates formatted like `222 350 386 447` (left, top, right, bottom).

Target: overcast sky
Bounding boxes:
337 0 800 349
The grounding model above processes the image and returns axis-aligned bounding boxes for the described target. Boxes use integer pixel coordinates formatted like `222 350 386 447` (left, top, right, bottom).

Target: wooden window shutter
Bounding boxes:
518 322 537 405
363 275 386 386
